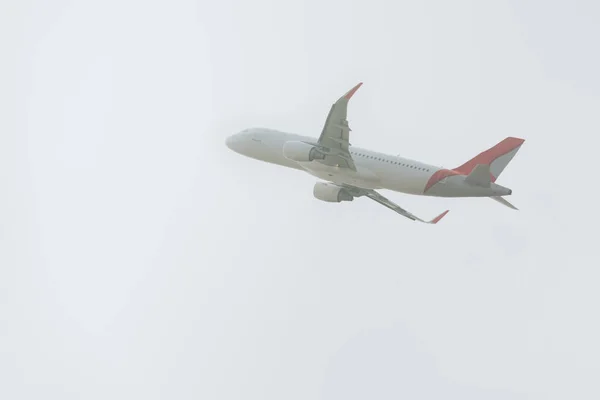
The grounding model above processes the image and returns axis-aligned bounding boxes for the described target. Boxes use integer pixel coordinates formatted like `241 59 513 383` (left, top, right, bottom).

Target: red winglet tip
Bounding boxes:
344 82 363 100
430 210 449 224
506 137 526 148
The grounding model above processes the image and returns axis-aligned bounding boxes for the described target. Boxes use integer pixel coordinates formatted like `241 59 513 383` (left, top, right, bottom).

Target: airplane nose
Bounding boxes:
226 132 247 154
225 134 238 150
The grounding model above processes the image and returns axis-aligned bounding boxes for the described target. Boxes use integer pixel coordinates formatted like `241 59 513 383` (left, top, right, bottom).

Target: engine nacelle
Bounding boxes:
282 141 326 162
313 182 354 203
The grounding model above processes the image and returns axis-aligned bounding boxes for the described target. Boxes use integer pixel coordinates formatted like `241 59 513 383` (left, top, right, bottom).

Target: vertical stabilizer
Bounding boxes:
455 137 525 181
464 164 492 187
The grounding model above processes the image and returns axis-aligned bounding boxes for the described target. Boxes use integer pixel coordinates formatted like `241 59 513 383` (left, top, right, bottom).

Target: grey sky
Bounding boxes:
2 0 599 399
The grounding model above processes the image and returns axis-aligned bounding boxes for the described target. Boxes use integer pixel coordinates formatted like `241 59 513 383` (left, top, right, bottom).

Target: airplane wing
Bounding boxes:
344 185 449 224
316 82 363 170
364 190 449 224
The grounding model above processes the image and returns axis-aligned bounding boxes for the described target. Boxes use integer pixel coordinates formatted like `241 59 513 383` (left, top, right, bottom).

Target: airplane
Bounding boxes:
225 82 525 224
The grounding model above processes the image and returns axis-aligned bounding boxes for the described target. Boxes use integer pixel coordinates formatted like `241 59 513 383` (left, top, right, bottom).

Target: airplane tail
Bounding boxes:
454 137 525 182
464 164 492 187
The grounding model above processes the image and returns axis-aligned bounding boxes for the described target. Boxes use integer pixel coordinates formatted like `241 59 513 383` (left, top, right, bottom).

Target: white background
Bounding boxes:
2 1 599 399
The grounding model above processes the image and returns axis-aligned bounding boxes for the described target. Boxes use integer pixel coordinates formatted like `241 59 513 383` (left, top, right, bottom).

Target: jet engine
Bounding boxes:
313 182 354 203
282 141 326 162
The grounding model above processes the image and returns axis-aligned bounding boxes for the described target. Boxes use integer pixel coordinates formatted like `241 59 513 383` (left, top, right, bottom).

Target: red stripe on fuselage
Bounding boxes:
424 169 461 193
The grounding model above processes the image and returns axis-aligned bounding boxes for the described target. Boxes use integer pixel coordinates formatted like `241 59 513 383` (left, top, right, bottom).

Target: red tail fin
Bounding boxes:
454 137 525 181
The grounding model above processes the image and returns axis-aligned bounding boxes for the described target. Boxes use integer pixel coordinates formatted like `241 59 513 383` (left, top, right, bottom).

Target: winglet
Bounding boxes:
342 82 363 100
429 210 450 224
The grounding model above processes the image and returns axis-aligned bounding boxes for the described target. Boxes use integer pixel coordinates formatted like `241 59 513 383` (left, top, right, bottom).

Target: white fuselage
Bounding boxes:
226 128 512 198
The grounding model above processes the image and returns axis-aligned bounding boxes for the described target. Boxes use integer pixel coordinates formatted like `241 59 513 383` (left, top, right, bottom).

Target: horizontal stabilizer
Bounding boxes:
490 196 518 210
464 164 492 187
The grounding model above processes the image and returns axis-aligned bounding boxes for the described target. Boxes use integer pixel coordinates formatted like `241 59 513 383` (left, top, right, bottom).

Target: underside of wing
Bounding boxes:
316 83 363 170
343 185 449 224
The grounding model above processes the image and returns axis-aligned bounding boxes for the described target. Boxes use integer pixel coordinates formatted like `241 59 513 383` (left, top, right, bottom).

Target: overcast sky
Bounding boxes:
2 0 600 399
